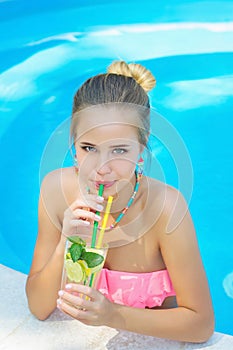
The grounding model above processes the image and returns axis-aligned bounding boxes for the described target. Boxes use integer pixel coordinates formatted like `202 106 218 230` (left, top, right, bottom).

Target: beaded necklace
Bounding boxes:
74 166 142 230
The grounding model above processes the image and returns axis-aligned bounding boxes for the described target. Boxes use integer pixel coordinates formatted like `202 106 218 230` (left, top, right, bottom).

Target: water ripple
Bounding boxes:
223 272 233 299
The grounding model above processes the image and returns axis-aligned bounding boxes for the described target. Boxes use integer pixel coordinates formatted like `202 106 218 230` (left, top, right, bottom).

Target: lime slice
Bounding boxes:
78 260 91 277
64 259 84 283
78 259 104 276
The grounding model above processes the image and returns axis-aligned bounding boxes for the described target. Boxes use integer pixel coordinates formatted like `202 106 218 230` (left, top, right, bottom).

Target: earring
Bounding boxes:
136 155 144 176
74 154 78 168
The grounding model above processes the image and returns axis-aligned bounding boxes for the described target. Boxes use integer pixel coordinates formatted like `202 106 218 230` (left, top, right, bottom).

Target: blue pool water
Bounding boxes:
0 0 232 335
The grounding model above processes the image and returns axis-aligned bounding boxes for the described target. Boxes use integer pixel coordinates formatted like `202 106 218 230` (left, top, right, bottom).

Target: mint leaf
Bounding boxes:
68 236 86 246
81 251 104 268
69 243 83 262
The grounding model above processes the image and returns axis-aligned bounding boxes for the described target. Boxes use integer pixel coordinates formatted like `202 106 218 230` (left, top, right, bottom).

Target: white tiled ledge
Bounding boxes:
0 264 233 350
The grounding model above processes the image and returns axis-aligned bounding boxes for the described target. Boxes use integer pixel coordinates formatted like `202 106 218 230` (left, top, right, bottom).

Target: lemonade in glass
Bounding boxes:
61 236 108 291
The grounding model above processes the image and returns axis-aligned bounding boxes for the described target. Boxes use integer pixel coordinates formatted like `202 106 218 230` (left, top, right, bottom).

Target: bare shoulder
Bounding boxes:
146 176 183 199
40 167 76 201
147 178 200 276
41 167 75 191
40 167 76 227
144 176 189 233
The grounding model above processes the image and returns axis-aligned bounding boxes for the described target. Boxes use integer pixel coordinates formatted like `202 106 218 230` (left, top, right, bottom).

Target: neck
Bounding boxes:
109 172 137 217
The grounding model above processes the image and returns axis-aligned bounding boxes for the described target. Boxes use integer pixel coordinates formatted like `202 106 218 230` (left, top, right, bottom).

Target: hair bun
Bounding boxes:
107 60 156 92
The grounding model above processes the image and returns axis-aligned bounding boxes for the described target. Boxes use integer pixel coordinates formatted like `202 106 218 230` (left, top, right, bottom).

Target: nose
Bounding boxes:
96 156 112 176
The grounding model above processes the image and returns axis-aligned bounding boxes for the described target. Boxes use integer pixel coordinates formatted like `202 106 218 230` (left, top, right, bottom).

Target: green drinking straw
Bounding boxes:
89 184 104 288
89 271 95 287
91 184 104 248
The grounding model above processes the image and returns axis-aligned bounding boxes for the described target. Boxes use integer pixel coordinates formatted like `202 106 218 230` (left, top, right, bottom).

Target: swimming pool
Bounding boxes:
0 0 232 336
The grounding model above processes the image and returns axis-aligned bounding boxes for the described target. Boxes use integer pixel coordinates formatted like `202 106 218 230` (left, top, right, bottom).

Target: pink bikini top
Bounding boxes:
97 268 176 309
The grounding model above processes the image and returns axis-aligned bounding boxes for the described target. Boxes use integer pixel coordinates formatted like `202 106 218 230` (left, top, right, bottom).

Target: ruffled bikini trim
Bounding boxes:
97 268 176 308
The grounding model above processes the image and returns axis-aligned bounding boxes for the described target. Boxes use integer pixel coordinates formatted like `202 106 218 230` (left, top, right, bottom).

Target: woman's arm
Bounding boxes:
26 169 104 320
58 187 214 343
111 187 215 342
25 171 66 320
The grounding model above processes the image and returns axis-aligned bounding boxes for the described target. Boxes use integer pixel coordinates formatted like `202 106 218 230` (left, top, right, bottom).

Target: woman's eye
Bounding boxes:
112 148 127 154
82 146 97 152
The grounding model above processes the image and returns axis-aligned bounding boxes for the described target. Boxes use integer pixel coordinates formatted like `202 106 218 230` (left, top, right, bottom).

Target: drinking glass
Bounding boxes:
61 237 108 293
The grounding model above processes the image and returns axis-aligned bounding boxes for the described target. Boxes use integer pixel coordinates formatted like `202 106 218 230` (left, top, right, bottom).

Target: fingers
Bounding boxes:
68 196 104 224
64 283 98 300
57 284 114 326
57 284 99 322
62 195 104 236
72 208 102 223
57 297 90 321
65 207 102 231
69 195 104 212
58 290 91 310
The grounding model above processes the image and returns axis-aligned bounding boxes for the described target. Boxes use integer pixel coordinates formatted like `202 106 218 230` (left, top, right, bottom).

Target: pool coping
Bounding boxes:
0 263 233 350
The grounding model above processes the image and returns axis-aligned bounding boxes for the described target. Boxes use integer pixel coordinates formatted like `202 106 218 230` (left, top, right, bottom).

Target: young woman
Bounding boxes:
26 61 214 343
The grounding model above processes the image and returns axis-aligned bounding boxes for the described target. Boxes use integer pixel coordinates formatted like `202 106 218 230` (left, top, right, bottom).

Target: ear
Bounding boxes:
139 144 145 154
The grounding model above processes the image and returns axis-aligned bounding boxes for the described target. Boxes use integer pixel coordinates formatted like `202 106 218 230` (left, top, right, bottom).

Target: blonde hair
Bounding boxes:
107 61 156 92
71 60 156 147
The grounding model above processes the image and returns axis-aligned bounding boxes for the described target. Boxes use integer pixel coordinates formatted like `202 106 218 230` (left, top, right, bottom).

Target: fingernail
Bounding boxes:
65 284 72 290
83 220 90 226
96 204 103 211
97 196 104 202
57 299 62 305
94 214 101 221
58 290 64 297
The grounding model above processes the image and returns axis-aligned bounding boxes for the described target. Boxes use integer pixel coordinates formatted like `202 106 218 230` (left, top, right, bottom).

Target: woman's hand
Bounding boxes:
61 195 104 241
57 284 115 326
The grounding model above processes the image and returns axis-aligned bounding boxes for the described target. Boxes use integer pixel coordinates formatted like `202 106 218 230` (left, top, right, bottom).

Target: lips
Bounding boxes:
94 181 116 189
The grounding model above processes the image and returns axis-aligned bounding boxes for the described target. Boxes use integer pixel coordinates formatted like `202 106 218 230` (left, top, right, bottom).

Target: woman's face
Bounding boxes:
74 106 143 197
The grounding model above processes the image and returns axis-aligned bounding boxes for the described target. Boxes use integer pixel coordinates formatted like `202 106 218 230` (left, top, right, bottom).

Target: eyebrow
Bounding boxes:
79 142 131 148
79 142 96 146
